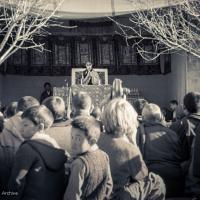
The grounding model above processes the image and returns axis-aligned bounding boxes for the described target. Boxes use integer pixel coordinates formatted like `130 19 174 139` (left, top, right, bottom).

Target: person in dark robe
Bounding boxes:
40 82 53 103
82 62 100 85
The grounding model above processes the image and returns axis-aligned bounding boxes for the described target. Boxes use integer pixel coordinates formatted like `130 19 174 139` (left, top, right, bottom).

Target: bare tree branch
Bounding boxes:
0 0 76 66
110 0 200 60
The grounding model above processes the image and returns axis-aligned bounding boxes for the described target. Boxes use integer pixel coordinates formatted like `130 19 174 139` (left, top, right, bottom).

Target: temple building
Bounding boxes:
0 0 199 107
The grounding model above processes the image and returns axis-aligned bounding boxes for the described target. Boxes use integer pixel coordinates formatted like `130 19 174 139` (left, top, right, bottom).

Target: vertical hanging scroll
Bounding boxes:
97 36 115 66
119 45 137 65
75 37 93 66
53 37 71 66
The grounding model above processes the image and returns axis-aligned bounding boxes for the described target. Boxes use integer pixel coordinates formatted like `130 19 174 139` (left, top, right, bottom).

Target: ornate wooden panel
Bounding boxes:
1 35 171 76
30 39 49 66
8 49 28 66
52 37 71 66
75 37 93 66
97 37 115 66
139 43 159 65
119 45 137 65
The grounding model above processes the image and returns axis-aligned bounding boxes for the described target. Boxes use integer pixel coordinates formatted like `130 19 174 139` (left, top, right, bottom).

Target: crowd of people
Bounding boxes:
0 81 200 200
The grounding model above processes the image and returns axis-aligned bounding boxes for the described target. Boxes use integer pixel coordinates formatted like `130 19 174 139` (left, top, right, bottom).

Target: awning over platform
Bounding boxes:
0 0 184 19
52 0 183 19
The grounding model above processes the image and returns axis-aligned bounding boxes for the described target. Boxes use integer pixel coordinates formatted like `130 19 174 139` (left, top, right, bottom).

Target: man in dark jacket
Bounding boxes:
138 103 184 197
172 92 200 198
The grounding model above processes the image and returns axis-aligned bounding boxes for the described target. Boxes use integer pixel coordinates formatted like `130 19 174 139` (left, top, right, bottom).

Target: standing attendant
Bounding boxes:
40 82 53 103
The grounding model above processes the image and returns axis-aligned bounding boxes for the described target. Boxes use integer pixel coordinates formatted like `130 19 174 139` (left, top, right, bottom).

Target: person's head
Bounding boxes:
134 98 148 115
44 82 52 91
17 96 40 112
42 96 65 122
112 79 123 99
169 100 178 111
102 98 138 141
5 101 18 118
71 116 101 156
142 103 163 122
20 105 54 139
72 92 92 116
0 111 4 132
0 112 3 118
184 92 200 114
85 61 92 71
91 106 101 120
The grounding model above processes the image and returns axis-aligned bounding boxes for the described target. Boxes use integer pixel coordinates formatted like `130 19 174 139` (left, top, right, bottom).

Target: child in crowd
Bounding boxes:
64 116 113 200
8 105 67 200
98 98 165 200
43 96 72 154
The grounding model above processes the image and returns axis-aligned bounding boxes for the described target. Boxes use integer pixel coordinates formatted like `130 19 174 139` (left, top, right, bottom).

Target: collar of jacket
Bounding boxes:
142 120 166 128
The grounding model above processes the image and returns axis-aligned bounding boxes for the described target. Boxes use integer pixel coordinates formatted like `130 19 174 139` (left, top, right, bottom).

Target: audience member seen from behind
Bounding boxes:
138 103 184 197
71 91 92 118
91 106 104 132
91 106 101 121
0 96 40 153
98 98 165 200
9 105 67 200
43 96 72 155
40 82 53 104
0 96 39 194
5 101 18 119
134 98 148 121
64 116 113 200
0 112 4 133
169 100 179 122
174 92 200 198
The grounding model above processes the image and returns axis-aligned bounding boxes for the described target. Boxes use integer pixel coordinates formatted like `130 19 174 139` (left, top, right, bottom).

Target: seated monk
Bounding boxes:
82 61 100 85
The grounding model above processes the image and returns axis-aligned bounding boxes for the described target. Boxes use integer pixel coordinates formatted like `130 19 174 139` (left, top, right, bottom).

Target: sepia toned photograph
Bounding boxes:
0 0 200 200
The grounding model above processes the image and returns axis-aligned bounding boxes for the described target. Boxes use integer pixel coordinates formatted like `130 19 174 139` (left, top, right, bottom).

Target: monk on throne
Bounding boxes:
82 61 100 85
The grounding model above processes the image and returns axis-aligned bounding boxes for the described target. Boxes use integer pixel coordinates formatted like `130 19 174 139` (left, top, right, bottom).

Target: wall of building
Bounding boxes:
0 73 169 107
166 51 187 105
187 55 200 93
1 51 190 109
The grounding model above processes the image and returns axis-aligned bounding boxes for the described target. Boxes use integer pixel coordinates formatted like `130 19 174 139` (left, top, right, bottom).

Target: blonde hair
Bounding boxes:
102 98 138 137
142 103 162 122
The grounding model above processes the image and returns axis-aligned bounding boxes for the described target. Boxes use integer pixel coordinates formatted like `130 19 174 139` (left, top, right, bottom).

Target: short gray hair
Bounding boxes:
142 103 162 122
